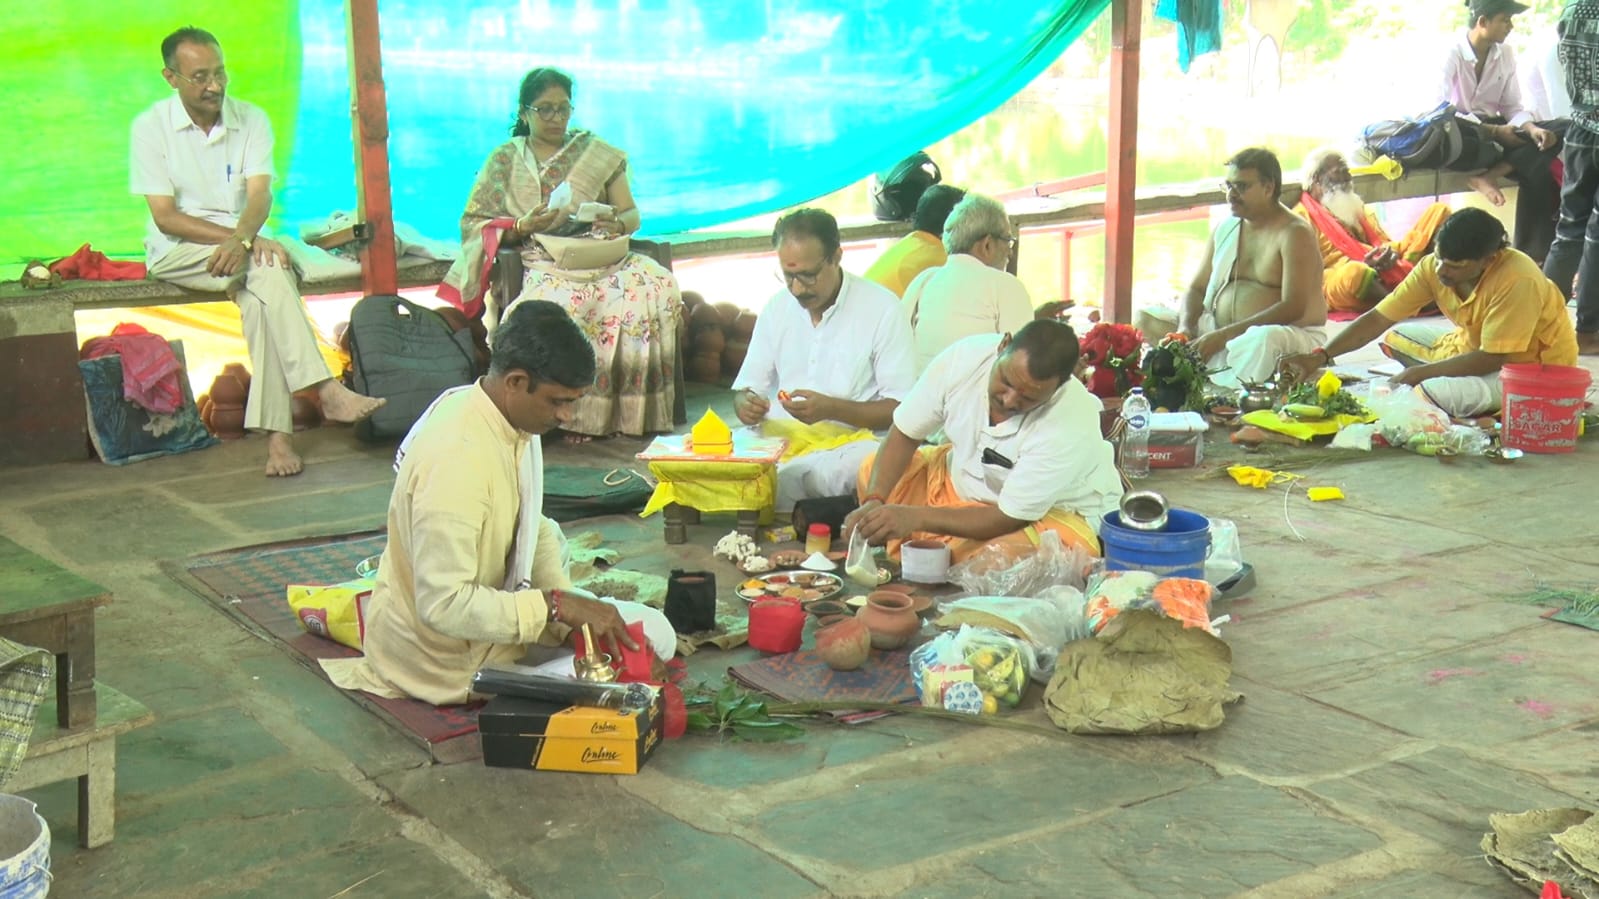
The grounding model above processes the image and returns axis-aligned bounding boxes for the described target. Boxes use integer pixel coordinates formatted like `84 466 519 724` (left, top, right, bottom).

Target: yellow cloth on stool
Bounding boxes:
760 418 878 461
640 460 777 524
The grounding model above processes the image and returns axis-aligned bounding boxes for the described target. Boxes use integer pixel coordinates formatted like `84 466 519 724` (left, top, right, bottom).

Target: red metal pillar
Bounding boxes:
1104 0 1142 324
347 0 398 296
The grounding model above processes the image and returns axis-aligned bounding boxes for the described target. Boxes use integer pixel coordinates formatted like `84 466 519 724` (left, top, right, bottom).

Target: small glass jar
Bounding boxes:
805 523 832 555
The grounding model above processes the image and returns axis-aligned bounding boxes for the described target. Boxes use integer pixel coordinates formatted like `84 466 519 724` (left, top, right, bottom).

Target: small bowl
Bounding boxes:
1484 446 1524 465
770 550 808 569
806 599 850 618
1119 490 1169 532
355 554 381 579
1434 446 1459 464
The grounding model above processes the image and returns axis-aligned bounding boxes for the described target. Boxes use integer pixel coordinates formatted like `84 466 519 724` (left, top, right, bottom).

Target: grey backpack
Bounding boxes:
343 295 479 442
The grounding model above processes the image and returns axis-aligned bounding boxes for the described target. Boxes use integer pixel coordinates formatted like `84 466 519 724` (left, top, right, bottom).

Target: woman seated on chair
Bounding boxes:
440 66 682 440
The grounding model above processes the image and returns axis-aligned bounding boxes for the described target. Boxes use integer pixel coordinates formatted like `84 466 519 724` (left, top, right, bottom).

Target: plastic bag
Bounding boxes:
1083 570 1220 636
1368 383 1451 450
947 530 1091 597
909 625 1034 714
287 580 371 650
1205 517 1243 584
935 586 1087 680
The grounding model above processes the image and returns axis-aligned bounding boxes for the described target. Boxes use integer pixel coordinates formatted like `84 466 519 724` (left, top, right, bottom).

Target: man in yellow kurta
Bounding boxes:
1280 208 1578 417
324 300 636 705
1293 148 1451 313
863 184 965 297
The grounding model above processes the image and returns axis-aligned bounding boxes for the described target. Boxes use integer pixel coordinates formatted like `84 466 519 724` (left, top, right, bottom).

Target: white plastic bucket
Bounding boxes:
0 794 50 898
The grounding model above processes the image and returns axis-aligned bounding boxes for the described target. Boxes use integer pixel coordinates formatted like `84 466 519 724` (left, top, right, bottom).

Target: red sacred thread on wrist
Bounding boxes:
547 589 563 624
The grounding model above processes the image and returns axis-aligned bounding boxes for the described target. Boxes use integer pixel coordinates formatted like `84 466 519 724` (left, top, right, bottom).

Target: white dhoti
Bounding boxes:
148 243 332 433
775 441 879 512
1384 321 1502 417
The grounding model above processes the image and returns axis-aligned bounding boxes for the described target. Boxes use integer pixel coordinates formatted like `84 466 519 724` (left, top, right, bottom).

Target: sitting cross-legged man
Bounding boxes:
844 320 1124 564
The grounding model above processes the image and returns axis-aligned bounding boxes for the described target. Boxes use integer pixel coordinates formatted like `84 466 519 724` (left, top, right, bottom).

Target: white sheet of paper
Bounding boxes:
547 181 574 212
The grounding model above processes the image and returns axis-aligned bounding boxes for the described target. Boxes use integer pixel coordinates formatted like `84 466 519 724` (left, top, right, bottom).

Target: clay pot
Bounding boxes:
858 591 920 650
209 373 247 407
209 405 246 439
290 392 322 431
732 311 758 341
722 339 748 377
221 362 252 397
815 615 872 671
713 301 742 329
687 352 723 384
688 302 722 336
694 326 726 355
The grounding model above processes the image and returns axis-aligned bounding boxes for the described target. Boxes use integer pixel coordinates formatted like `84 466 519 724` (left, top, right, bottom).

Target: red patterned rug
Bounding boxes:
168 531 483 764
728 648 919 723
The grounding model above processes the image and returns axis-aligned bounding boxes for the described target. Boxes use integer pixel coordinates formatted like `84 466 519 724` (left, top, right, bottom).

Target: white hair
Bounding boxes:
1300 146 1348 185
942 194 1011 255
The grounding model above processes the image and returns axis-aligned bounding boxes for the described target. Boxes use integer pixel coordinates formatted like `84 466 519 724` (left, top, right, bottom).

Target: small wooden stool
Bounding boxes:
0 536 111 729
637 433 788 546
13 684 153 848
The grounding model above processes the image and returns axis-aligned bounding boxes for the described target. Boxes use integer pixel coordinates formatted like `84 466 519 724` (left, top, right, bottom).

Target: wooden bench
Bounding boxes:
11 684 154 848
0 536 111 730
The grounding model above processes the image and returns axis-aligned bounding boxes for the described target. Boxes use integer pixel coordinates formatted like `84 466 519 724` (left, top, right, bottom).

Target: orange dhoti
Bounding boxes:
856 444 1101 564
1323 202 1451 313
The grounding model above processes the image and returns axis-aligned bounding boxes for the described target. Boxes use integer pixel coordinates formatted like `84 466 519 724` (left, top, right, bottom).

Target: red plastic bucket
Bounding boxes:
1501 363 1592 453
748 598 805 653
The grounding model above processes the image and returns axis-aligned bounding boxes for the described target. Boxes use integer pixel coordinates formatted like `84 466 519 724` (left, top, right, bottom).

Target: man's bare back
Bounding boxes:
1210 209 1328 329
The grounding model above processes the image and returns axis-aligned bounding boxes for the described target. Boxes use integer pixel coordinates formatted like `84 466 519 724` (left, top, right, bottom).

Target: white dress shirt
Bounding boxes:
1436 32 1534 126
900 254 1033 373
1523 35 1571 120
733 272 917 421
130 95 276 265
892 334 1122 527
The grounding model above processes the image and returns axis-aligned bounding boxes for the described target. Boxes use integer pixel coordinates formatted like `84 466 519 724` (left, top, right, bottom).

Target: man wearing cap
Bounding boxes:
1435 0 1566 262
1541 0 1599 355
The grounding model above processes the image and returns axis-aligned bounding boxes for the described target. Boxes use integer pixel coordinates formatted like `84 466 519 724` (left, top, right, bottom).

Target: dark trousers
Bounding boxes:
1542 137 1599 334
1489 117 1567 263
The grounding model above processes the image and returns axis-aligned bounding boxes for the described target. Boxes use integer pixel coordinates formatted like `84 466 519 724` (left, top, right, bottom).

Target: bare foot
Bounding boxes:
1468 175 1506 206
1578 331 1599 355
265 432 304 477
316 379 386 423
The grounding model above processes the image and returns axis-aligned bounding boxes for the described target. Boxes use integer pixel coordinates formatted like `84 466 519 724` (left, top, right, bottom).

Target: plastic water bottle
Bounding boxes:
1120 387 1151 479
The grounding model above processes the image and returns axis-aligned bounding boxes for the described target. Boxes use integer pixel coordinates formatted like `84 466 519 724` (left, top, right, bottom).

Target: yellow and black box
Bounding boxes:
479 692 663 775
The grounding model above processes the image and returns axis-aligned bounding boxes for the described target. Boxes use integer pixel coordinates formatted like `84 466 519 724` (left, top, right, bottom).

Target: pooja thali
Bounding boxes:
736 571 845 603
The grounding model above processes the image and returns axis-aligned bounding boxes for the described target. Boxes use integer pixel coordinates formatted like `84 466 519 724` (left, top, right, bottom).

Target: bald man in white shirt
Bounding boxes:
132 27 382 476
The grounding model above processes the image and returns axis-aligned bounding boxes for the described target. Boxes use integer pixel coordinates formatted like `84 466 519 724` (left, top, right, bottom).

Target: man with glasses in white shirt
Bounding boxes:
132 26 383 477
731 208 917 512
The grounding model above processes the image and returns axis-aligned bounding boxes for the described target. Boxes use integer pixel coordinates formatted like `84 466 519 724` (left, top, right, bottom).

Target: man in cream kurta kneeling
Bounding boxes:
324 301 639 705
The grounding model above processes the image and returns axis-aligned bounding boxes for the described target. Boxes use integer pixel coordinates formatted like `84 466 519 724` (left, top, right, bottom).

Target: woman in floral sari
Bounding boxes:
440 67 682 439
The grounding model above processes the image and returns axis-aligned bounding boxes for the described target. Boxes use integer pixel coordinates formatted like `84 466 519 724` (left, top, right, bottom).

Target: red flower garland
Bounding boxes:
1078 323 1145 399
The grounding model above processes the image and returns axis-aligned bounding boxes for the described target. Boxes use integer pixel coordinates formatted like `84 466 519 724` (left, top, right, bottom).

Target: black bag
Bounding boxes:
343 295 480 442
870 151 942 221
664 569 717 634
791 495 859 537
1361 102 1465 169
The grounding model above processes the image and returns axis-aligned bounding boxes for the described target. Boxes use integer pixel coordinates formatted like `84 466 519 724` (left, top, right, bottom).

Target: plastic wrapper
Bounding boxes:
946 530 1091 597
1205 517 1243 585
934 586 1087 680
1368 383 1453 451
1084 571 1221 635
909 625 1035 715
472 664 657 711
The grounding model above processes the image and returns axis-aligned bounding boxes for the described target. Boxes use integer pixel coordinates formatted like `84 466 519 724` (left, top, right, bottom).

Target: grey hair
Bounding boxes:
1301 146 1349 185
942 194 1011 255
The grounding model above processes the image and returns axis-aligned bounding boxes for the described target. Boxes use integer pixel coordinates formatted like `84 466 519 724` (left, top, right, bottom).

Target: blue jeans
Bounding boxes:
1542 138 1599 334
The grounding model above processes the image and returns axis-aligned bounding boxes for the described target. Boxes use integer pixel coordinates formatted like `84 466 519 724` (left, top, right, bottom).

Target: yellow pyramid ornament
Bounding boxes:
690 408 733 456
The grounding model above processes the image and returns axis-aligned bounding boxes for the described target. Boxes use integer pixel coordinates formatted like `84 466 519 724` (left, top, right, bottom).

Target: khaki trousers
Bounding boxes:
148 243 331 433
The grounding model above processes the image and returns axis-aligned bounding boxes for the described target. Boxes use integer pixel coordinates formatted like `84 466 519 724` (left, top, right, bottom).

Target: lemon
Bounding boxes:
981 694 999 715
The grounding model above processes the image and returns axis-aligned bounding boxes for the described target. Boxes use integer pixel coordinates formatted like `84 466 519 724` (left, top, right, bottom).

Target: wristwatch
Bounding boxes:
234 234 254 251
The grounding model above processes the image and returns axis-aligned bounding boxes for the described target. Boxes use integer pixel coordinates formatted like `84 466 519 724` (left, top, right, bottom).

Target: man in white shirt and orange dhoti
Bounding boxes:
845 321 1123 564
733 209 918 512
324 301 638 706
132 27 383 476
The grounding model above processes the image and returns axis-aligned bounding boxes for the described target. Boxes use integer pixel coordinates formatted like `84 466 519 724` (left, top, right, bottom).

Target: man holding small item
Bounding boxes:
731 208 917 512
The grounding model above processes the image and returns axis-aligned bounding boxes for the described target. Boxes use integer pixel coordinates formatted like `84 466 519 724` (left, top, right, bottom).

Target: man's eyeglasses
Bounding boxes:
1220 180 1258 196
525 103 574 121
993 234 1018 248
774 266 827 288
171 69 228 88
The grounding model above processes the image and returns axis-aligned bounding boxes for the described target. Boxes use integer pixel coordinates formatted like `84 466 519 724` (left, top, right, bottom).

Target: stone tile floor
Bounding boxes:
3 379 1596 897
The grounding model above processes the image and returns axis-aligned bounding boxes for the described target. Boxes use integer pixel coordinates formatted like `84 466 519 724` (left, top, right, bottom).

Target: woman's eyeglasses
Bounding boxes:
525 104 574 121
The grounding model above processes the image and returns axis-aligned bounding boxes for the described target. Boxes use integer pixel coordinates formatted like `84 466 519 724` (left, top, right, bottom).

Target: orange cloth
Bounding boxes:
856 444 1100 564
1296 201 1449 313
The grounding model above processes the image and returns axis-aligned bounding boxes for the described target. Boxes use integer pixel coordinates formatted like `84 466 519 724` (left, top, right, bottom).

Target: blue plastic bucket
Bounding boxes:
1100 508 1211 579
0 794 50 898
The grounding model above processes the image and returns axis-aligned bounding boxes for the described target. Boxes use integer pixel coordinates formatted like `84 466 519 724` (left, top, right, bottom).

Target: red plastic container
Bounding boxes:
1501 363 1592 453
574 621 653 681
747 598 805 653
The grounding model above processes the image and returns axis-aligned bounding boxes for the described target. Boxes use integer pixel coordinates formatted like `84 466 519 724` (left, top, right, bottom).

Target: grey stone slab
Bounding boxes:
901 777 1383 898
171 454 396 505
21 487 233 564
1156 680 1412 781
750 742 1213 869
1491 721 1599 805
1308 623 1599 745
210 480 393 533
221 838 474 899
1227 573 1544 691
379 765 819 899
115 706 292 800
1329 866 1523 898
1309 745 1585 861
